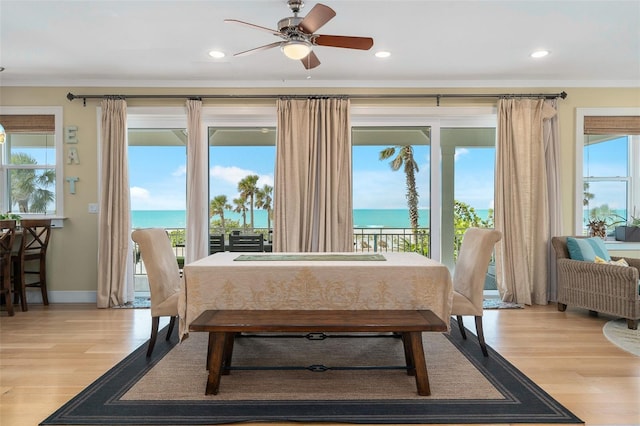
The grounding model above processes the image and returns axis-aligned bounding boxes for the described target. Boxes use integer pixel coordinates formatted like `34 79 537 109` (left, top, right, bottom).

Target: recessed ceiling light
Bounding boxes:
375 51 391 58
208 50 225 59
530 50 550 58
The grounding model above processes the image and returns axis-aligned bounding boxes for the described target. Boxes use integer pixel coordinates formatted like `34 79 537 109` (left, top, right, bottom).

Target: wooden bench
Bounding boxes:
188 309 448 396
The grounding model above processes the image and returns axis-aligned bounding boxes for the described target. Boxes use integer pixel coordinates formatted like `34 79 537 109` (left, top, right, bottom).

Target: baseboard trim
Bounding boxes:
25 291 97 304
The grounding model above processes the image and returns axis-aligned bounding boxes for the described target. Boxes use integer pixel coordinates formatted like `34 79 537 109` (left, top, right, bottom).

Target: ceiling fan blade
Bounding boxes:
298 3 336 34
314 34 374 50
300 51 321 70
233 41 282 57
224 19 283 37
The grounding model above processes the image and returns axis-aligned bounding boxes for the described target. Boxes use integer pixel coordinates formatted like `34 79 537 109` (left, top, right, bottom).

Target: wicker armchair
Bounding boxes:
551 236 639 330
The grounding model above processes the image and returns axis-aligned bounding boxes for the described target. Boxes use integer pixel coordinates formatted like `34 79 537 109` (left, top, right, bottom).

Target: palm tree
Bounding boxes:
233 196 248 229
583 182 595 206
255 184 273 231
10 153 55 213
379 145 420 231
209 195 231 232
237 174 259 229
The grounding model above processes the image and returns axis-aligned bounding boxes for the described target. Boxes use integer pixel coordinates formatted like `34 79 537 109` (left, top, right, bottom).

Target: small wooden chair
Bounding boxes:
12 219 52 311
0 220 17 316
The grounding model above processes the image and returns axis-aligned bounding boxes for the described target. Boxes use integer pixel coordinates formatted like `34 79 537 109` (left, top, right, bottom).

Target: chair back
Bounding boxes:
18 219 51 259
453 228 502 310
0 219 16 274
131 228 181 316
229 234 264 252
209 234 225 254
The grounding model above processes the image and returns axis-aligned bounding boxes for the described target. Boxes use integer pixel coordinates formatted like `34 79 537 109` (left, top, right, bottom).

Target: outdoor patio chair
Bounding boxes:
229 234 264 252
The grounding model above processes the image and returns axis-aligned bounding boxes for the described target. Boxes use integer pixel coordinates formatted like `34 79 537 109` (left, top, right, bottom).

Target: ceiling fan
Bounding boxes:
224 0 374 69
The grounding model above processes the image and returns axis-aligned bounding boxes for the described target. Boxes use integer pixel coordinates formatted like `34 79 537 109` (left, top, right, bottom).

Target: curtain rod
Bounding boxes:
66 91 567 106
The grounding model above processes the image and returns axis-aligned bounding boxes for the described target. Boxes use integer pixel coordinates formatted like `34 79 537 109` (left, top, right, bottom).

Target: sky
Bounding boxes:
128 143 497 212
583 136 630 216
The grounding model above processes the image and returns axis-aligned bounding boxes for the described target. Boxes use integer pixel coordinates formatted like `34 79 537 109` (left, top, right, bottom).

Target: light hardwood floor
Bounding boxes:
1 303 638 426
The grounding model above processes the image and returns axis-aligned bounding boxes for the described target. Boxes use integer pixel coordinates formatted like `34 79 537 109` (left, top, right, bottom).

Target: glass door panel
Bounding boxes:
208 127 276 251
351 126 431 254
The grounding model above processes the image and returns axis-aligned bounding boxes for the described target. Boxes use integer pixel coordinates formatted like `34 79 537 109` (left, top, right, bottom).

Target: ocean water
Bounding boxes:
131 208 491 229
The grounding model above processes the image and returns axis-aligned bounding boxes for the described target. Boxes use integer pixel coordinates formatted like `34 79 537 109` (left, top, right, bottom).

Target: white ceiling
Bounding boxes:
1 0 639 88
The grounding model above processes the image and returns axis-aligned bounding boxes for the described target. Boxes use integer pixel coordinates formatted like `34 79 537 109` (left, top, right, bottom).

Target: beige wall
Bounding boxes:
1 86 639 301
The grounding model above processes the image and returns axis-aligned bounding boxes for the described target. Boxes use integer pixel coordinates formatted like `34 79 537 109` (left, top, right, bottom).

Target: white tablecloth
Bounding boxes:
179 252 453 339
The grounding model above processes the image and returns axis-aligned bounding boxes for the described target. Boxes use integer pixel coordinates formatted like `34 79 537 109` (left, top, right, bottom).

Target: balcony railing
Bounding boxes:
133 227 438 275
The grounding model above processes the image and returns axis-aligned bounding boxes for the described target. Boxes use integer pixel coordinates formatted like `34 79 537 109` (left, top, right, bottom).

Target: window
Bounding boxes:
576 109 640 235
0 107 63 216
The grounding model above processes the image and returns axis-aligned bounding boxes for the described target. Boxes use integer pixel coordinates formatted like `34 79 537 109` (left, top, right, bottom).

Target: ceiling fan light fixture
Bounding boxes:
282 40 312 60
208 50 226 59
530 49 550 58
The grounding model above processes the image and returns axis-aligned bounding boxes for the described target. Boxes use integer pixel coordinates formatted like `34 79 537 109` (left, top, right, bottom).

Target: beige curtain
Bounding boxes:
544 99 563 302
185 99 208 263
97 98 132 308
274 98 353 252
495 99 557 305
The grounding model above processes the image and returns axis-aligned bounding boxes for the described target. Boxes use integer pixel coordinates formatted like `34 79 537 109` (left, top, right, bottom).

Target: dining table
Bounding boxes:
178 251 453 340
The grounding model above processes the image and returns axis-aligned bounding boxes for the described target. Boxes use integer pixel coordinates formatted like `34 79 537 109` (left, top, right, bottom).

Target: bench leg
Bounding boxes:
205 332 227 395
401 333 415 376
407 331 431 396
222 332 235 375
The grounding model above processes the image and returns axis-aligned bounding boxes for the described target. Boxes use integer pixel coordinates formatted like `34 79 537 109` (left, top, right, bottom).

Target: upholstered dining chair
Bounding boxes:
0 220 17 316
451 227 502 357
131 228 181 357
12 219 52 312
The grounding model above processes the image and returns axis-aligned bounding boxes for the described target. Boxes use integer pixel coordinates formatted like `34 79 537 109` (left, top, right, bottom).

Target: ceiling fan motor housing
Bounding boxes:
278 16 305 35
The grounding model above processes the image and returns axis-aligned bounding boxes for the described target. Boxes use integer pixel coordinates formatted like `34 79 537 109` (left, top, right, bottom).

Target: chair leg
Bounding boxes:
474 315 489 357
39 257 49 305
627 319 638 330
12 262 27 312
165 316 177 341
147 316 160 357
456 315 467 339
1 272 14 316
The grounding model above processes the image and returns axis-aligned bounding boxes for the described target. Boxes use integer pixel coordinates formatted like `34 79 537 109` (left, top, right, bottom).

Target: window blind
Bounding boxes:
584 116 640 135
0 115 55 133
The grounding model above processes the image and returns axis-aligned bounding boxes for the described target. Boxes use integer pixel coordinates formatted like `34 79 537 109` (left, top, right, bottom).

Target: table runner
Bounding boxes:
234 253 386 261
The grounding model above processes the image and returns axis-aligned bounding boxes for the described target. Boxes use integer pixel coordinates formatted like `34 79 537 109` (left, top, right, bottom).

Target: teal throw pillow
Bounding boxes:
566 237 611 262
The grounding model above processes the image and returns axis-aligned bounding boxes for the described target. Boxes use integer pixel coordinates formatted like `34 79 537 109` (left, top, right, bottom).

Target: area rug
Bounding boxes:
603 319 640 356
111 296 151 309
482 299 523 309
40 320 582 425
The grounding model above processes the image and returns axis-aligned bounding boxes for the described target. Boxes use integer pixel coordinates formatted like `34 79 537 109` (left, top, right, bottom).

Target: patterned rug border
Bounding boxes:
482 299 524 309
40 319 582 425
603 319 640 356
